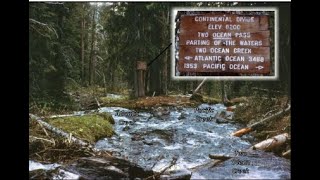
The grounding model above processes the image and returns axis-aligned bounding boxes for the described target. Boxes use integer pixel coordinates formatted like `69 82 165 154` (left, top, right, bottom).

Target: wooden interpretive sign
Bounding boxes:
137 61 147 70
176 12 271 75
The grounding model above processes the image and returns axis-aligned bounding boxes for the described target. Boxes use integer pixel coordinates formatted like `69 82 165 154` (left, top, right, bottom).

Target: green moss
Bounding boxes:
190 94 204 102
202 96 221 104
96 112 115 124
99 96 129 104
48 114 114 143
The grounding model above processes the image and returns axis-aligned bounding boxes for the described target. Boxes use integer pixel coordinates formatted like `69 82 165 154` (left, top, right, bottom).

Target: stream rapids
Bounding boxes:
29 103 290 179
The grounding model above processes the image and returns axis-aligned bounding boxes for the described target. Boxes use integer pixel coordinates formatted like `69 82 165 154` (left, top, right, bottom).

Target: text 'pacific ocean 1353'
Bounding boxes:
177 12 271 75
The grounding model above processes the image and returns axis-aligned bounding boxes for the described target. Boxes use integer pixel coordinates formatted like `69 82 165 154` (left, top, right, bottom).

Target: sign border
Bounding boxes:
171 7 279 81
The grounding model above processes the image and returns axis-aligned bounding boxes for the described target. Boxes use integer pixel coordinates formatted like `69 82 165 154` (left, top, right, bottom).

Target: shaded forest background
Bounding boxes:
29 2 290 112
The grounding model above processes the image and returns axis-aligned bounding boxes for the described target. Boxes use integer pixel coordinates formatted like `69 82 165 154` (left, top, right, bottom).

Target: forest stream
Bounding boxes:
29 2 291 179
30 103 290 179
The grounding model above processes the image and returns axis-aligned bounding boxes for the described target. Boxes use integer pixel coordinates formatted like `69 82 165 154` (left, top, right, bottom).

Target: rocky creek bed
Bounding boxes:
29 103 290 179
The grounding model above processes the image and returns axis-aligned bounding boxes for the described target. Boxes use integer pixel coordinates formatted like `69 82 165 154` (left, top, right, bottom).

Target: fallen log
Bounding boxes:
231 127 252 137
232 103 290 137
29 114 89 147
202 133 290 170
252 87 282 94
250 133 289 151
209 154 232 160
45 114 82 119
145 157 178 180
198 133 291 171
250 103 290 129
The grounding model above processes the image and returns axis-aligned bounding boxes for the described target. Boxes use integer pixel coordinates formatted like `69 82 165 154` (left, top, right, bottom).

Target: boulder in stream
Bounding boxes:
64 156 154 179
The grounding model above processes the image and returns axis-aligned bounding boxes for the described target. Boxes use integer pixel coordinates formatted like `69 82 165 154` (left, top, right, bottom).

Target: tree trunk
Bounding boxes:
149 51 161 95
81 5 85 84
161 10 169 96
102 72 107 95
89 6 96 86
162 49 168 95
134 63 138 98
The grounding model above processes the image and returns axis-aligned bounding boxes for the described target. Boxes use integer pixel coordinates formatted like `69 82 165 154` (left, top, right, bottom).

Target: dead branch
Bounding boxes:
232 103 290 137
193 78 207 95
159 157 178 175
250 103 291 129
95 97 101 109
29 18 58 38
29 114 90 147
145 157 178 180
282 149 291 158
252 87 282 94
45 114 82 119
29 136 55 144
231 127 252 137
29 18 48 27
209 154 232 160
36 120 49 137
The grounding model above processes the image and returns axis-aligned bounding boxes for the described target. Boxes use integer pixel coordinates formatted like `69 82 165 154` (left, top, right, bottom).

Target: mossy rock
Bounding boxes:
48 113 114 144
96 112 115 124
190 94 203 102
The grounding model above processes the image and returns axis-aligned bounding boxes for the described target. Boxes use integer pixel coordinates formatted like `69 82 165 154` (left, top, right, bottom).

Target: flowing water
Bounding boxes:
94 104 290 179
29 103 290 179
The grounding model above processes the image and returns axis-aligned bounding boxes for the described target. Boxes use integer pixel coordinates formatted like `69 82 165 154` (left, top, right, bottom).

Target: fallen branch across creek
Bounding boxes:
232 103 291 137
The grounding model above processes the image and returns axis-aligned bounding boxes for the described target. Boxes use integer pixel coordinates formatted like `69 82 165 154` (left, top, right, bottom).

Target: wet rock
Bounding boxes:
160 169 192 180
153 107 170 118
216 117 235 124
209 153 232 160
143 140 154 145
216 117 230 124
64 157 154 179
178 112 187 120
122 125 130 131
29 169 55 179
147 129 174 143
176 106 184 112
131 134 144 141
192 150 290 179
